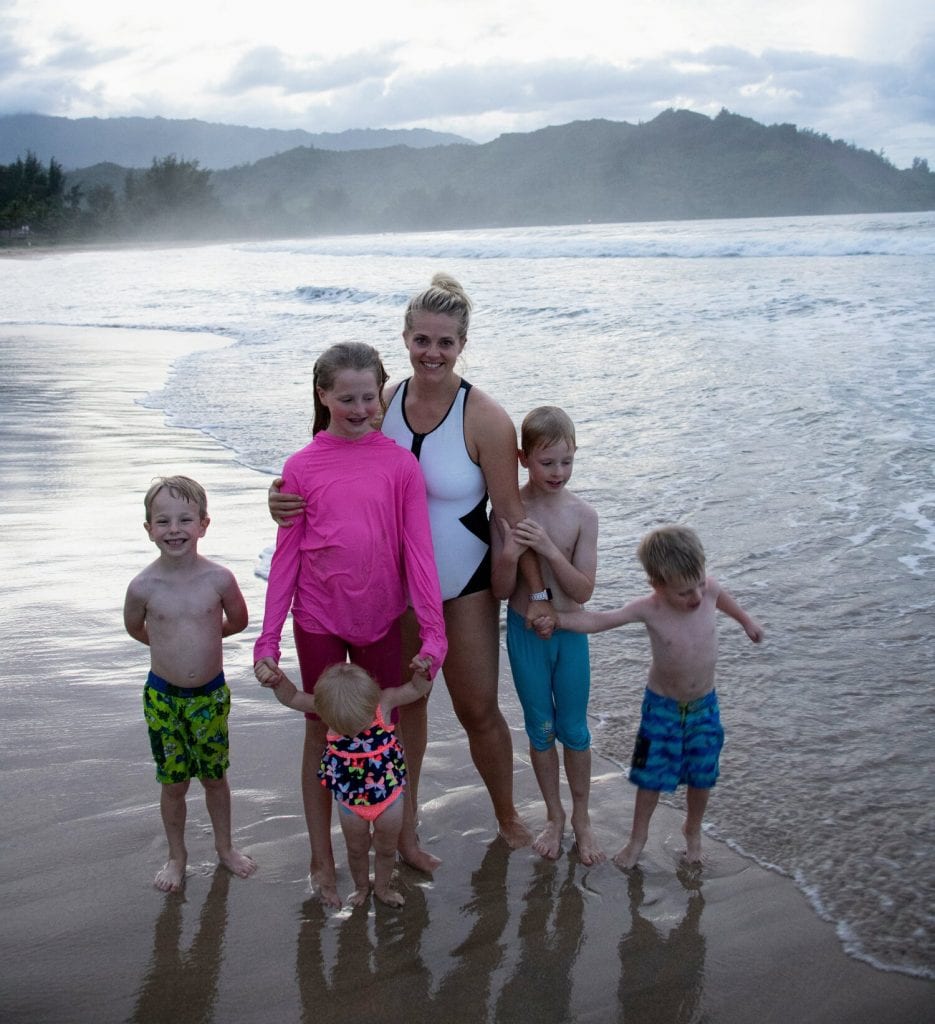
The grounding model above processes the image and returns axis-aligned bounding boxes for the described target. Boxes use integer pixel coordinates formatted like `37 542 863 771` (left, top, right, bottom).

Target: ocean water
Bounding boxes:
2 211 933 979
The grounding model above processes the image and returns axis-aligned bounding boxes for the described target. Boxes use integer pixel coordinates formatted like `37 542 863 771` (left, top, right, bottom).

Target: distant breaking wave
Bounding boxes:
242 211 935 262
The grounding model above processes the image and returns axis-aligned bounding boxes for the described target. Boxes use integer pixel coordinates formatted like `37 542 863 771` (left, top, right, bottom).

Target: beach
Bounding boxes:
1 322 932 1023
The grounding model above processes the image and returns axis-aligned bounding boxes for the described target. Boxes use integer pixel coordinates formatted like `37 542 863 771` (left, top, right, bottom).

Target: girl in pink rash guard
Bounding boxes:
253 341 446 910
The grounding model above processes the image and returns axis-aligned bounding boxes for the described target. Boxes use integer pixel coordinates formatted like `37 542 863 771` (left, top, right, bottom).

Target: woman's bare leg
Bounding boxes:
443 590 532 848
303 719 340 907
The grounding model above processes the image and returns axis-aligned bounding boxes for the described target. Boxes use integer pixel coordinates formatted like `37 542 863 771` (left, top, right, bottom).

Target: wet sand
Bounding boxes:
0 324 932 1023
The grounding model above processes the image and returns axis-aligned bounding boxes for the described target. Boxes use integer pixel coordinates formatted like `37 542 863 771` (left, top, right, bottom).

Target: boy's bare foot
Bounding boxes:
219 847 258 879
154 858 187 893
310 868 341 909
498 815 534 849
346 886 371 908
374 885 405 908
682 824 703 864
613 838 644 870
572 821 606 866
532 817 565 860
398 836 442 873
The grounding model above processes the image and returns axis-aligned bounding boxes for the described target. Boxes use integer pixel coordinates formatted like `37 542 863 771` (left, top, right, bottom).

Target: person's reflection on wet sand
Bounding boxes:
494 854 586 1022
295 875 432 1022
429 841 512 1023
617 866 706 1023
130 867 230 1024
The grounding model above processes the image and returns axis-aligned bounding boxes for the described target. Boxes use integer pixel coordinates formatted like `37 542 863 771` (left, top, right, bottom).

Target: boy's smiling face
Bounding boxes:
144 489 208 557
521 439 576 494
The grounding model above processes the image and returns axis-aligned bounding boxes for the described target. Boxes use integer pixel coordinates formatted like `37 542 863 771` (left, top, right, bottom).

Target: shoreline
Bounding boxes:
0 323 932 1023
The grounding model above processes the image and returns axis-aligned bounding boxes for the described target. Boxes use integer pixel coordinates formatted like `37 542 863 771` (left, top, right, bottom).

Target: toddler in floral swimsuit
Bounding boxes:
260 660 432 907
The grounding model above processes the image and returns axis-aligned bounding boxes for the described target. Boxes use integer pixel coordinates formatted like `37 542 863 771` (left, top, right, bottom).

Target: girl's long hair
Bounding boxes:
311 342 389 435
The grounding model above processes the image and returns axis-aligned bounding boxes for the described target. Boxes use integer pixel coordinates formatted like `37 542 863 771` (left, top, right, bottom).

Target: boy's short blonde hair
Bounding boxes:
520 405 577 456
313 663 382 737
637 525 706 586
144 475 208 522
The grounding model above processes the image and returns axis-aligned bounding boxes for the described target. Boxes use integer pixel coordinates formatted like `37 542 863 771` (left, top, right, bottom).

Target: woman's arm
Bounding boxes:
467 389 557 632
268 477 305 527
489 516 526 601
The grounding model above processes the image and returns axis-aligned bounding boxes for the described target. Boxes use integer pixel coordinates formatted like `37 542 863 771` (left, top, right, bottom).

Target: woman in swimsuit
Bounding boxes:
271 274 556 868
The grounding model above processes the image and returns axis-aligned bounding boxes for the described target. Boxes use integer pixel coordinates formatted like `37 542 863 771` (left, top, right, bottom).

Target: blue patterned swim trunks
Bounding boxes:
628 688 724 792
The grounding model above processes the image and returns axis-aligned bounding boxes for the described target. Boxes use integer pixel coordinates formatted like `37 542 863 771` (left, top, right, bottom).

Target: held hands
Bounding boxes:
254 657 286 688
268 477 305 528
409 656 434 699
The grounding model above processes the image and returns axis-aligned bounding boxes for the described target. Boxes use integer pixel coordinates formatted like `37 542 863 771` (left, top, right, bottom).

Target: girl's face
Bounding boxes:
403 311 465 381
317 368 382 439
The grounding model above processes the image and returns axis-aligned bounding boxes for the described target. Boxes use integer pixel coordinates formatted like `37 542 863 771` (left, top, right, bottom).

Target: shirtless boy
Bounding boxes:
124 475 257 892
557 525 763 869
491 406 605 865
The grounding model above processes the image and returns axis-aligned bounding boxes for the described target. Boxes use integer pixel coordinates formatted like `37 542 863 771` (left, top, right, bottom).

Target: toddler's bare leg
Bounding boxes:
201 775 257 879
530 745 565 860
338 808 373 907
156 780 190 892
682 786 710 863
614 787 659 869
564 747 605 865
372 799 405 907
303 720 340 907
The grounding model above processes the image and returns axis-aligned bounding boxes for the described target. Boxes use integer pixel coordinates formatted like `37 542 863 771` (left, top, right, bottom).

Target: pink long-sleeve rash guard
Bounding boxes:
253 430 447 676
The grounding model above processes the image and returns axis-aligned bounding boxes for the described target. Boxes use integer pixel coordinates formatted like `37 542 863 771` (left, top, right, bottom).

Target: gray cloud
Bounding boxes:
222 44 398 94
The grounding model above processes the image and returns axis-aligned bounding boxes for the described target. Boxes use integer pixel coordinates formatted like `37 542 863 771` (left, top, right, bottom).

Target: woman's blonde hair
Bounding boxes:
313 663 382 737
403 272 472 339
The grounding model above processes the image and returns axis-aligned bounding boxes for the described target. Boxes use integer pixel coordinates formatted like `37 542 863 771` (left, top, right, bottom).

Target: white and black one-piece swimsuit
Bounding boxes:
381 378 491 600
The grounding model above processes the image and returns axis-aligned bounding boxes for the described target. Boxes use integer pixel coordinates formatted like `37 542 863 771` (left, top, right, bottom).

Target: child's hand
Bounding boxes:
746 620 765 643
512 517 557 559
254 657 285 687
408 656 434 698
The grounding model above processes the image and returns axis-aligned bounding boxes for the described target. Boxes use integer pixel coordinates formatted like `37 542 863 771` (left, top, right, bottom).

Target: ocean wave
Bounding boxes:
240 212 935 262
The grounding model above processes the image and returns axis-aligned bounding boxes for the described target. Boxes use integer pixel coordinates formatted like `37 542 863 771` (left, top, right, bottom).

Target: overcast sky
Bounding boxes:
2 0 933 167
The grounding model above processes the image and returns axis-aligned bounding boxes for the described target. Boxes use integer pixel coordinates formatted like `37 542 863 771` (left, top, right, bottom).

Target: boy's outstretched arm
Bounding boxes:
557 599 646 635
715 584 764 642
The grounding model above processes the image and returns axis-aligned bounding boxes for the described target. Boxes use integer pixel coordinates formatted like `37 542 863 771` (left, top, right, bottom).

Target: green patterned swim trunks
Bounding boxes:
143 671 230 784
